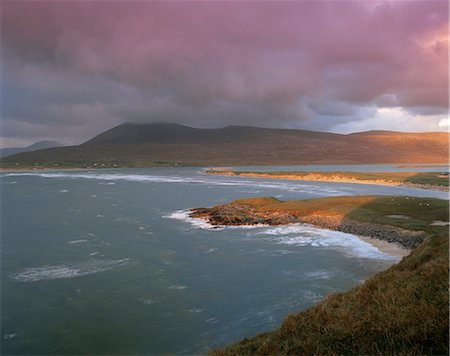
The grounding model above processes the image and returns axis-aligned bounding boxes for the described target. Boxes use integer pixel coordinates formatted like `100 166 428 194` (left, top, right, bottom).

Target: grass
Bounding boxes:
212 195 449 355
213 171 449 188
233 195 448 234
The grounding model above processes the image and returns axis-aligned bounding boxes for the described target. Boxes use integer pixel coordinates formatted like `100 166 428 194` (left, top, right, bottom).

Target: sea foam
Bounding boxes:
3 172 343 196
163 210 223 230
10 258 131 282
165 210 397 260
164 209 268 230
251 224 398 261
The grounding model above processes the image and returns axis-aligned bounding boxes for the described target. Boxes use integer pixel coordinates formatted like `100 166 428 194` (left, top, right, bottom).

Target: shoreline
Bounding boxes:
190 211 410 258
205 170 449 192
189 196 439 251
356 234 410 258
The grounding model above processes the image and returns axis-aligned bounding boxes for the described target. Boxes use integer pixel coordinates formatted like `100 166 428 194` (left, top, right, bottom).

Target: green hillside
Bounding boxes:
1 123 448 168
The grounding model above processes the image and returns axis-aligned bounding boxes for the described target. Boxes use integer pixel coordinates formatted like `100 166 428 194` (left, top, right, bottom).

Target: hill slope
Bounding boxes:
1 123 448 168
194 195 449 355
0 140 63 158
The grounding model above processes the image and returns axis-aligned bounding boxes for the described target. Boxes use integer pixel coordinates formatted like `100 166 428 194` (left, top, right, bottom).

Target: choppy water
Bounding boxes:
1 167 448 354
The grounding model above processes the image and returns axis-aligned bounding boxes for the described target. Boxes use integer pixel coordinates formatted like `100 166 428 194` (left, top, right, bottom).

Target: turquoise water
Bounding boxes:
1 167 448 354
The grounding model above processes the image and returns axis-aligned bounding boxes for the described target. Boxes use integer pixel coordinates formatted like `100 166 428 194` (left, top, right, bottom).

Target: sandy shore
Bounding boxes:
357 235 410 258
205 170 449 192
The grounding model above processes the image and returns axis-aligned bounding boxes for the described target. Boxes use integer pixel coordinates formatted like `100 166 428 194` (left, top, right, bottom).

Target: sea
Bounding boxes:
1 164 448 354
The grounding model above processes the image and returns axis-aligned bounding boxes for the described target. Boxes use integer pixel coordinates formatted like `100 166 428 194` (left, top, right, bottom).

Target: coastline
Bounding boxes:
205 170 449 192
357 234 410 258
190 211 411 259
189 195 445 251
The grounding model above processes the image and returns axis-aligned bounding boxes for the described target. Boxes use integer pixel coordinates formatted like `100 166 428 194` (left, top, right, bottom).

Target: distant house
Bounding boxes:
437 172 449 178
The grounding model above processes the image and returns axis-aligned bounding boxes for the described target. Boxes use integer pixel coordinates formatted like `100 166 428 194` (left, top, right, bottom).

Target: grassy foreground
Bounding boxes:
206 170 449 189
210 196 449 355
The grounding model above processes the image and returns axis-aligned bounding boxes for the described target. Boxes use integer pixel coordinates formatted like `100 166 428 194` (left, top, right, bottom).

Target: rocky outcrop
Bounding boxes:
189 203 428 249
190 204 301 226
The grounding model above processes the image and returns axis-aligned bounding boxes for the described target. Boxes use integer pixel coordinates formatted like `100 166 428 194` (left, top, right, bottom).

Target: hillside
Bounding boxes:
190 195 449 355
0 140 63 158
1 123 448 168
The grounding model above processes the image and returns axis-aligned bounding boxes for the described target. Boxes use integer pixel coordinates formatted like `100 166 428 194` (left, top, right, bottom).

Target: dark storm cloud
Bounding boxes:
1 0 448 146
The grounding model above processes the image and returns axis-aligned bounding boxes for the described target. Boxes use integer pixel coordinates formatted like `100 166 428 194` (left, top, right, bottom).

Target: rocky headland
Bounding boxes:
189 196 441 250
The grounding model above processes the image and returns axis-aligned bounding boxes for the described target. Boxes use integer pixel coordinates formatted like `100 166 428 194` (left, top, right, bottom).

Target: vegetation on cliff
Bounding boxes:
193 196 449 354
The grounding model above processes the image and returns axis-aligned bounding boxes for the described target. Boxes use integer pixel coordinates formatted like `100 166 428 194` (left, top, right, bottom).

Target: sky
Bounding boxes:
1 0 449 148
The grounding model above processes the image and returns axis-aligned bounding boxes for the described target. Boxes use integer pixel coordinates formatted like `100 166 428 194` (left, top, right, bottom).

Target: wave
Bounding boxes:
67 239 89 244
166 211 399 260
251 224 399 261
164 209 269 230
10 258 131 282
167 285 187 290
3 171 449 199
3 172 344 195
138 297 158 305
163 209 222 230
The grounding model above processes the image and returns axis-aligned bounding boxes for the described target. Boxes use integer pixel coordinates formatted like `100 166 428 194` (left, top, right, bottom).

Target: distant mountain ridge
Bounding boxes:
1 123 448 168
0 140 63 158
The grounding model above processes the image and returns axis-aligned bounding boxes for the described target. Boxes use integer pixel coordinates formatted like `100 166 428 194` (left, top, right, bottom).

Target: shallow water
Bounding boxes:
1 167 447 354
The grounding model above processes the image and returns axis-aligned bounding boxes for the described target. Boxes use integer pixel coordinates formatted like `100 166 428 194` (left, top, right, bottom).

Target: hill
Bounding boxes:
1 123 448 168
0 140 63 158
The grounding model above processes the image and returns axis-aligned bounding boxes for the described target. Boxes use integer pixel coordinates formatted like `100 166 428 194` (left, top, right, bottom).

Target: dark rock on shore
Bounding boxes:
189 202 428 250
189 204 301 226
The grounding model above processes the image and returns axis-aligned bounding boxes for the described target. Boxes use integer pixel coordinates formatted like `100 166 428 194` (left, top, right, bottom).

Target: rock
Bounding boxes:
189 202 427 250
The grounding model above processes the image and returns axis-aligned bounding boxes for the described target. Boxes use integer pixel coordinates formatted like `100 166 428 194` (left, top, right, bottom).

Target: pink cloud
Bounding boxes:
2 0 448 144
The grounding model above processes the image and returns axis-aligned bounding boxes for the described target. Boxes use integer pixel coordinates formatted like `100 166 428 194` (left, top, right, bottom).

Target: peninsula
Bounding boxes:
192 195 449 355
205 170 449 191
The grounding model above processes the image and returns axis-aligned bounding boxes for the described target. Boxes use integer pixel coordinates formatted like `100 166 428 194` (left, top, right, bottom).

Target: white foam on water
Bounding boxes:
10 258 131 282
301 290 324 302
2 172 347 195
251 224 398 261
188 308 204 313
303 270 334 280
67 239 88 244
3 333 17 340
138 297 158 305
167 285 187 290
163 210 223 230
59 189 69 193
4 171 449 199
270 249 296 256
165 210 399 260
206 317 220 324
164 209 269 231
